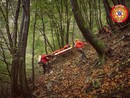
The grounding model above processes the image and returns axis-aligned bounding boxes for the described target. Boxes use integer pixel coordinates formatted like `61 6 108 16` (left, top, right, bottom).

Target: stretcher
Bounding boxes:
54 47 73 56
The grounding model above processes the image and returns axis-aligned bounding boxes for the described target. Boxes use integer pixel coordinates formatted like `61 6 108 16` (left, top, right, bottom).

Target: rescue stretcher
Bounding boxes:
54 47 72 56
38 46 73 62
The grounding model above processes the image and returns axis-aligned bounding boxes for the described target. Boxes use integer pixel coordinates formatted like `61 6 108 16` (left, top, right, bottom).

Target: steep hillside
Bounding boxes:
33 28 130 98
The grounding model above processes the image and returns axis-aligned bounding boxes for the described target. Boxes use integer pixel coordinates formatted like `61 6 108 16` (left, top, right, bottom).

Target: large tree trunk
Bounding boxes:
70 0 106 63
19 0 32 97
18 0 32 98
10 0 20 97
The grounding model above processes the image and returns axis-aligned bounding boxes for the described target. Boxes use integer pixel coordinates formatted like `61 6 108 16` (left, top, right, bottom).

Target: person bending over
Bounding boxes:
38 54 52 74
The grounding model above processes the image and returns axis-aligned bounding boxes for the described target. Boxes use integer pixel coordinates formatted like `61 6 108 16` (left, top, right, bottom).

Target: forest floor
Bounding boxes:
32 27 130 98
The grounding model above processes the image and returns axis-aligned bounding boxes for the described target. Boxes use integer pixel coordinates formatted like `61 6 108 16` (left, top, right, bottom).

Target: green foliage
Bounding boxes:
0 0 110 80
0 61 10 88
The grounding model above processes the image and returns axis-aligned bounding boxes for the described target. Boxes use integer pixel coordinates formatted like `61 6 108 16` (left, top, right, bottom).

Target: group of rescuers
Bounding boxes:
38 40 87 74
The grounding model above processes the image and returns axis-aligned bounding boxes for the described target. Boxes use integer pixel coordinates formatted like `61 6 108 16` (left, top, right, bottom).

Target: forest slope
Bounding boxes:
33 27 130 98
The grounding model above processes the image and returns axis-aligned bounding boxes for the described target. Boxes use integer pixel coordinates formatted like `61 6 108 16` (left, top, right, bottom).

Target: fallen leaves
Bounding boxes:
32 30 130 98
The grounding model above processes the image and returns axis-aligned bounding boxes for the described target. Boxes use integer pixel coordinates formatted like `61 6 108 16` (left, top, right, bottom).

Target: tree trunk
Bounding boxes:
54 27 61 48
11 56 19 98
10 0 20 97
65 0 71 44
17 0 32 97
120 0 126 5
98 0 103 29
70 0 106 64
117 0 121 4
111 0 118 5
50 18 56 50
103 0 114 30
72 19 75 46
88 0 92 30
32 1 37 90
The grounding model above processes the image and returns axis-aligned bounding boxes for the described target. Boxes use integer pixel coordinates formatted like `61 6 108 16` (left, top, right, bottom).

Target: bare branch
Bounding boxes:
0 45 11 77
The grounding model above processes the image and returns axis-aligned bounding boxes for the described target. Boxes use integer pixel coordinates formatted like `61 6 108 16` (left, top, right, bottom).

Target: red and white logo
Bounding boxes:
110 5 129 23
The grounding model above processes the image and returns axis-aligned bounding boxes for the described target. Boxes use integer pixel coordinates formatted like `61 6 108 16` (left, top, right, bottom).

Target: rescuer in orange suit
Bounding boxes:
38 54 52 74
75 40 87 61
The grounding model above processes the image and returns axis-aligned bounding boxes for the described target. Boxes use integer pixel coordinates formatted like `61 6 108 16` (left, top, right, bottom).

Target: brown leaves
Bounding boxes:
33 59 130 98
33 30 130 97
